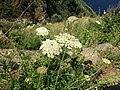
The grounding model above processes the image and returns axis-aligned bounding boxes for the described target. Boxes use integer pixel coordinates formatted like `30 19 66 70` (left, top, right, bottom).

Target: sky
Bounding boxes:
84 0 120 15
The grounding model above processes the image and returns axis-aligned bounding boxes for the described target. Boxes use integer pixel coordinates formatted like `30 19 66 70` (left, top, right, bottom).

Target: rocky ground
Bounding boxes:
0 43 120 85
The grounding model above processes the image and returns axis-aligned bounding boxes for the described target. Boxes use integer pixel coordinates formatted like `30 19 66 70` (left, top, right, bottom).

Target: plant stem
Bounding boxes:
54 48 67 89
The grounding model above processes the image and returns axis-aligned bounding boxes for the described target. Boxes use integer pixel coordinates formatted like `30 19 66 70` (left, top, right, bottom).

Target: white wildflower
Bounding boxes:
84 75 90 81
95 21 101 24
102 58 111 64
25 78 32 83
36 27 49 36
55 33 82 49
103 10 106 14
40 39 62 58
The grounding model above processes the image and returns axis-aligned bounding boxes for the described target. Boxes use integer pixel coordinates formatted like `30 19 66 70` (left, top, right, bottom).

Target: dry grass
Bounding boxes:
44 17 101 36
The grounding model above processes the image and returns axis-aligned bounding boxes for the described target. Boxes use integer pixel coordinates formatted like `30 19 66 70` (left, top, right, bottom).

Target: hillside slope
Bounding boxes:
0 0 96 20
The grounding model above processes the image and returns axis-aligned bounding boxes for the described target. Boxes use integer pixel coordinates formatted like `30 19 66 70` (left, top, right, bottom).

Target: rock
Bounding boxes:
67 16 79 23
81 47 102 64
65 16 79 30
96 43 120 57
96 43 114 51
0 49 40 63
81 43 120 65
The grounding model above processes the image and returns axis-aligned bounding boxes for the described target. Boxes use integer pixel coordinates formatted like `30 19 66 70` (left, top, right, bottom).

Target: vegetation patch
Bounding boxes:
0 8 120 89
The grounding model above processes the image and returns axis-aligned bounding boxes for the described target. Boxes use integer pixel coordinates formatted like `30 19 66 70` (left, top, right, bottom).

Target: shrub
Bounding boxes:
75 10 120 47
51 14 62 22
8 25 41 50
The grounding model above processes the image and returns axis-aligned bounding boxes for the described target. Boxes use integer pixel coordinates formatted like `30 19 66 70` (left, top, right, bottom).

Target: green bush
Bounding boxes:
0 46 102 90
100 10 120 46
0 8 120 90
8 26 41 50
51 14 62 22
75 10 120 47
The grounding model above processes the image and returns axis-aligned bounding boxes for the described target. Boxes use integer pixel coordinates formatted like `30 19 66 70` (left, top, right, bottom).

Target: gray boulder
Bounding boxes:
81 43 120 64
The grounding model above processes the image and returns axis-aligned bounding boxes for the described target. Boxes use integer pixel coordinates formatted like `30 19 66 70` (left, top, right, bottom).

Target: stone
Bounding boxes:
96 43 120 57
81 43 120 65
67 16 79 23
81 47 102 64
95 43 114 51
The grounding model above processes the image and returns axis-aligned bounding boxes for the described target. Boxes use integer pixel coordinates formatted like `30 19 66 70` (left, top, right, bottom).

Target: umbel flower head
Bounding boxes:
55 33 82 49
36 66 48 74
40 39 62 58
36 27 49 36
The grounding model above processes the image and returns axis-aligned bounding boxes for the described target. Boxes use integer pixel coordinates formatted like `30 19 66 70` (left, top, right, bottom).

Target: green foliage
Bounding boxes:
0 0 21 18
74 10 120 47
0 47 103 89
0 0 11 18
51 14 62 22
100 10 120 46
0 8 120 90
7 25 41 50
46 0 96 19
99 48 120 69
0 19 29 32
0 0 96 20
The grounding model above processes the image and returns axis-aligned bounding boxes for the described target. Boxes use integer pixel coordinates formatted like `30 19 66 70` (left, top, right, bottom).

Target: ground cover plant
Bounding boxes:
0 9 120 90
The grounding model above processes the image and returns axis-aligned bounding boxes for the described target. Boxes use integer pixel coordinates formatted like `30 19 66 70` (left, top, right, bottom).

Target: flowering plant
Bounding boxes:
55 33 82 49
36 27 49 36
40 39 62 58
39 33 82 59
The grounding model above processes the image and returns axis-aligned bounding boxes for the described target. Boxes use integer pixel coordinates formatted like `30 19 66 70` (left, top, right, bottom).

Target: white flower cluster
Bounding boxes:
102 58 111 64
55 33 82 49
36 27 49 36
40 39 62 58
95 21 101 24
